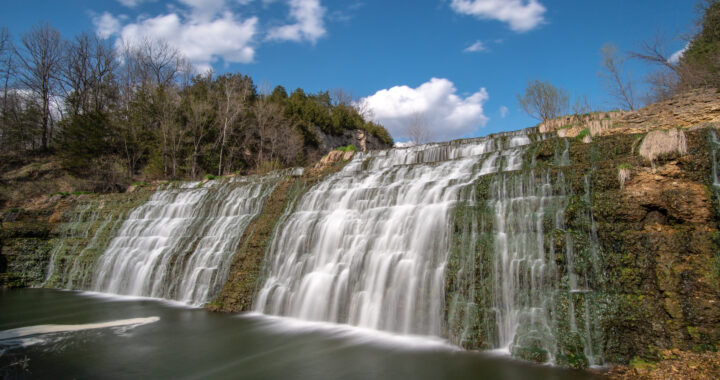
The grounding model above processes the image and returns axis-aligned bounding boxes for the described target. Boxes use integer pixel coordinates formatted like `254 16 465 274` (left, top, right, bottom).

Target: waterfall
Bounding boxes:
255 129 603 366
254 130 544 336
91 175 280 306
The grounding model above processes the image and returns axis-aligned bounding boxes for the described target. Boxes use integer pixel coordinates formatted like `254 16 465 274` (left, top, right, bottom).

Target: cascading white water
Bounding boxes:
489 171 560 350
91 175 280 306
254 130 543 336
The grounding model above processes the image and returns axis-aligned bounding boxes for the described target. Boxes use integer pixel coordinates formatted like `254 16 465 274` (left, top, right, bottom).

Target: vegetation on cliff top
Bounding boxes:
0 24 392 205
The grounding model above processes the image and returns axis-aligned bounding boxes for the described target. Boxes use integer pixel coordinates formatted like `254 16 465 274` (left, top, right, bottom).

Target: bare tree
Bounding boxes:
330 88 354 106
0 27 16 149
17 23 65 150
62 32 118 116
517 80 569 122
353 97 374 121
215 74 252 175
253 94 281 167
119 37 184 89
572 94 593 115
403 112 432 145
629 33 682 102
183 73 214 179
155 86 183 178
599 43 638 111
138 38 184 87
1 27 15 113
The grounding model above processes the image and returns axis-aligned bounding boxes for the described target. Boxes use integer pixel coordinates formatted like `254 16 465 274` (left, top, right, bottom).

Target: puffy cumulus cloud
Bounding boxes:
360 78 489 142
92 12 122 39
450 0 546 32
463 40 486 53
108 10 257 69
267 0 326 43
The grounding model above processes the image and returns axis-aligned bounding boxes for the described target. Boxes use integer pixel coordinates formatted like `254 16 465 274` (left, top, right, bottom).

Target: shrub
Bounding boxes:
336 144 357 152
204 174 217 181
577 128 591 140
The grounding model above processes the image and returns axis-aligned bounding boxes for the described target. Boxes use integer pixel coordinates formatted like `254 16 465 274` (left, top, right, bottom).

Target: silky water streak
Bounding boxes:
91 174 281 306
254 130 538 336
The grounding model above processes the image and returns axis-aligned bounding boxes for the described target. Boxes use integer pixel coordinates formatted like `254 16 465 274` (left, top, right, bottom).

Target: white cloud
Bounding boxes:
178 0 229 20
394 141 416 148
668 43 689 65
499 105 509 118
450 0 546 32
464 40 486 52
117 11 257 69
92 12 122 39
360 78 489 142
267 0 326 43
117 0 155 7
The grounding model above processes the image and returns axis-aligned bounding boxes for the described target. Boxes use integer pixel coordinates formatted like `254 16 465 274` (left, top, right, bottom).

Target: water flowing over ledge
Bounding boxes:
44 174 283 306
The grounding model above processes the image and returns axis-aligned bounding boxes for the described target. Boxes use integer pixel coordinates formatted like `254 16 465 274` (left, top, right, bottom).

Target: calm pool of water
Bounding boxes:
0 289 601 380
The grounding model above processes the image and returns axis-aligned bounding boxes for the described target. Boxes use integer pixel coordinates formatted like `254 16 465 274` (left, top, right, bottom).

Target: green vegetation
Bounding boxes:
335 144 357 152
0 23 393 194
678 1 720 90
616 163 633 170
577 128 591 140
629 356 657 372
204 174 217 181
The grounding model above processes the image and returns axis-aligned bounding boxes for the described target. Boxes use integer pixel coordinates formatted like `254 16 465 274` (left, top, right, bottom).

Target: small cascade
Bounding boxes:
91 175 280 306
488 171 563 355
43 197 144 289
44 203 101 286
710 129 720 190
254 130 544 336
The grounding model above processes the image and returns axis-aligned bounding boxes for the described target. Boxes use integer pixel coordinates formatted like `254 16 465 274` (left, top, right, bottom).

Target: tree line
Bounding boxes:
0 23 392 190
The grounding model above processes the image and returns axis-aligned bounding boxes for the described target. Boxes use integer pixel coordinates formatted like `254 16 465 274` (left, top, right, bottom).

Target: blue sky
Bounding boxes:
0 0 697 143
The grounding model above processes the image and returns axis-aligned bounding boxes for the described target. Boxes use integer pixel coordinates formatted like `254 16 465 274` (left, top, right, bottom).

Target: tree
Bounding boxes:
629 33 681 102
517 80 569 122
403 112 432 145
599 43 638 110
182 73 215 178
675 0 720 90
17 23 65 150
0 27 16 150
61 32 118 116
215 73 253 175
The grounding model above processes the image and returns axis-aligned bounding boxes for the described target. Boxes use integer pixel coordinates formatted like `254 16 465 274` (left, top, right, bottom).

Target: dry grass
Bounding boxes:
638 128 687 163
618 168 631 189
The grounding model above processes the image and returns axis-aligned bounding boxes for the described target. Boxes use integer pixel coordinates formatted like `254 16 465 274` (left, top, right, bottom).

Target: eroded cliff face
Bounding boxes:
1 90 719 371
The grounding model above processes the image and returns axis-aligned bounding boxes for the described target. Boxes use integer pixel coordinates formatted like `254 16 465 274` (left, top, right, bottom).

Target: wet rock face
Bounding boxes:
590 129 720 365
623 166 713 225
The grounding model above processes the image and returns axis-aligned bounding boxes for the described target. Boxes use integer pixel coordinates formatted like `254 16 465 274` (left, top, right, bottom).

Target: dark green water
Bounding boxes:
0 289 601 380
